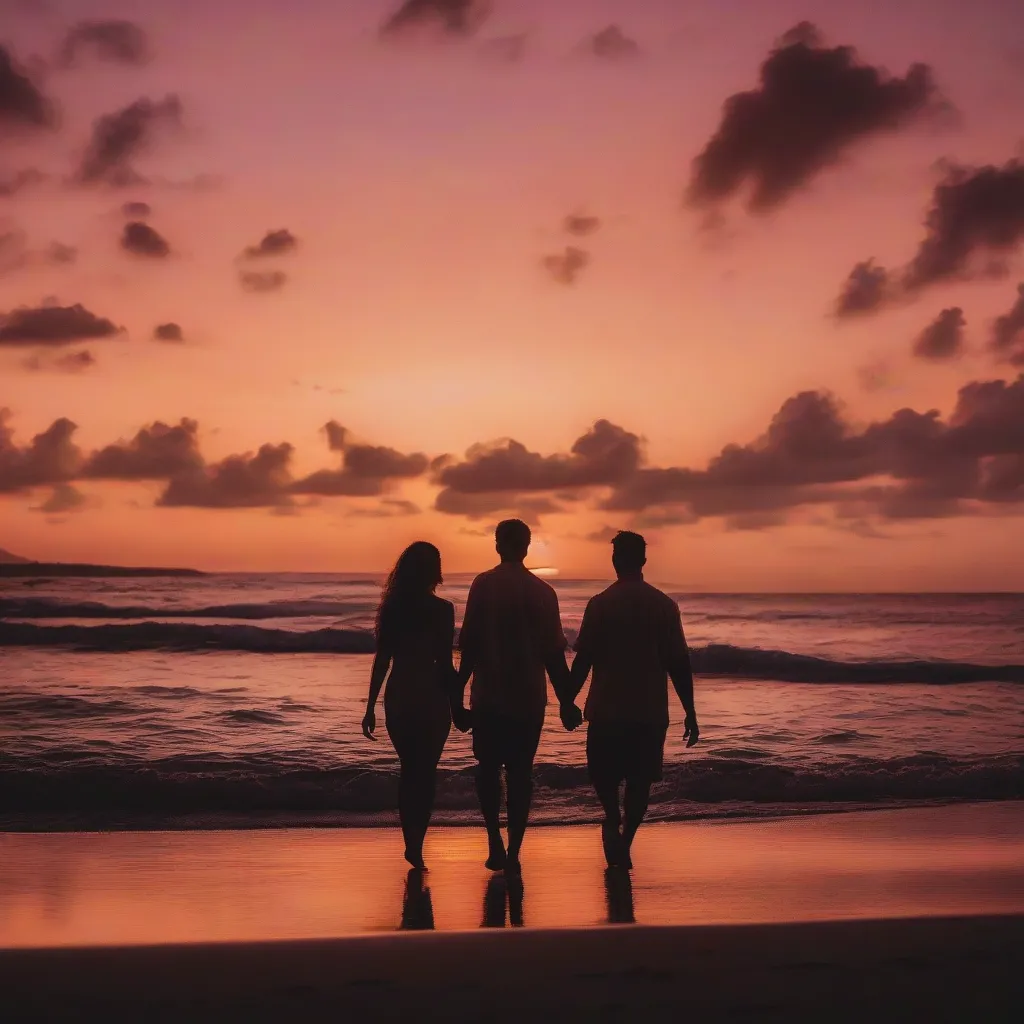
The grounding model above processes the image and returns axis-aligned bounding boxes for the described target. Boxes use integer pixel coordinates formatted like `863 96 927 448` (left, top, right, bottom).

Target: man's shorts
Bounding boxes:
472 712 544 772
586 721 668 788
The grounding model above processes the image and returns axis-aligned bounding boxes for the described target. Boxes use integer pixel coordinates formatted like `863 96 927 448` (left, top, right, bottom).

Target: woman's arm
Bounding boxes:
362 643 392 740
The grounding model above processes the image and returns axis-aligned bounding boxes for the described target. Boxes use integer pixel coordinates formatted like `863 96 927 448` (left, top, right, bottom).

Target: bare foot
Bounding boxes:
404 848 427 870
602 821 625 868
504 853 522 876
485 839 507 871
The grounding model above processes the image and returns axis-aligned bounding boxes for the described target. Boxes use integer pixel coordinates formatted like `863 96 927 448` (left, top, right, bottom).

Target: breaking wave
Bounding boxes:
1 620 1020 684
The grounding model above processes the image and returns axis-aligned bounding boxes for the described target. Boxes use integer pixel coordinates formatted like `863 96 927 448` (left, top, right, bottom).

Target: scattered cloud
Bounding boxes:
835 259 891 317
33 483 88 515
991 283 1024 365
76 95 183 186
563 212 601 237
381 0 489 38
240 270 288 293
0 303 121 346
84 419 203 480
23 348 96 373
687 22 941 211
242 228 298 259
0 409 81 493
45 241 77 265
158 443 295 510
153 322 184 343
542 245 589 285
913 307 966 361
587 25 641 60
60 20 150 66
122 201 151 218
292 420 429 496
903 160 1024 291
121 221 170 257
0 44 54 129
349 499 421 518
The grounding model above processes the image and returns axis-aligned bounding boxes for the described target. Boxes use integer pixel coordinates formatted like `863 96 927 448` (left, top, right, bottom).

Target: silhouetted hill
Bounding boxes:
0 556 202 578
0 548 31 564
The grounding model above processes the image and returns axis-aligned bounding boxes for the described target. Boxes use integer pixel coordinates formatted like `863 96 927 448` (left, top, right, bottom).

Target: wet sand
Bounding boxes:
1 803 1022 1020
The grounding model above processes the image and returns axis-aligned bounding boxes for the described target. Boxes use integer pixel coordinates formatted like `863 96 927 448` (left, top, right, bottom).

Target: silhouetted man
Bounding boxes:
454 518 580 873
569 531 699 868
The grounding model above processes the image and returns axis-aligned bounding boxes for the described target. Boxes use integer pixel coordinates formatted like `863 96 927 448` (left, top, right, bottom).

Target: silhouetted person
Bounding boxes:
481 873 525 928
400 868 435 930
604 867 635 924
569 531 699 868
363 542 455 869
454 518 581 873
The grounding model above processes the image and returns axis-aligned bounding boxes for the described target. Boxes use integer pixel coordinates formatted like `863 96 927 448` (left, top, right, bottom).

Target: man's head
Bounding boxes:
495 518 531 563
611 530 646 576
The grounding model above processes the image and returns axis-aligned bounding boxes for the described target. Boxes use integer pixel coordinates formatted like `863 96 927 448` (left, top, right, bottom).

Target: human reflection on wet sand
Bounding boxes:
399 868 435 931
604 867 635 924
481 874 525 928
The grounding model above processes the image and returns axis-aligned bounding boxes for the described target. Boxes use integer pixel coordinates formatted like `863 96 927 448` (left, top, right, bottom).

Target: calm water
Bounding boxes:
1 574 1021 828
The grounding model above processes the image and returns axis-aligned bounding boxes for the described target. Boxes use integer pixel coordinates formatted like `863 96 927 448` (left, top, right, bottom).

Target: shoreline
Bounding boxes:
1 795 1013 834
2 916 1020 1022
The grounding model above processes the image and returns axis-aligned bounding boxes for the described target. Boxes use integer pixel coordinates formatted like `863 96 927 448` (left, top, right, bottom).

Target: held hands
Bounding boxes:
684 713 700 748
560 701 584 732
362 708 377 741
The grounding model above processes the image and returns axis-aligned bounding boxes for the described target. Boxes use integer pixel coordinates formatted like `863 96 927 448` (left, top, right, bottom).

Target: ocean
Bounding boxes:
1 574 1021 829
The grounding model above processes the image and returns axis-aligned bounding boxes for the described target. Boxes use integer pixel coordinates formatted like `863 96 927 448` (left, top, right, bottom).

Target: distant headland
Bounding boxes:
0 548 203 578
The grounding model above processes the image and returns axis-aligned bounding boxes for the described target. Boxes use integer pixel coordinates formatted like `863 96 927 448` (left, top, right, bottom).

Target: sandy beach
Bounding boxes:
1 803 1022 1020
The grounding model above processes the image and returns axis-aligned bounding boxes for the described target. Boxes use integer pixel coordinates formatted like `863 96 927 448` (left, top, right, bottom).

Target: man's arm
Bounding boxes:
667 616 699 747
451 584 479 732
541 586 582 729
567 598 597 702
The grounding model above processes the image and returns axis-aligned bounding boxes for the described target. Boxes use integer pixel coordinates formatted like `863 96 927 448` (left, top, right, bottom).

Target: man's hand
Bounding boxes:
560 701 584 732
683 713 700 748
452 703 473 734
362 708 377 741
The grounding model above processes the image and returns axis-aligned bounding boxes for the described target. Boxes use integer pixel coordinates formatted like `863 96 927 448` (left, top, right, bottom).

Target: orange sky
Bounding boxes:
2 0 1024 588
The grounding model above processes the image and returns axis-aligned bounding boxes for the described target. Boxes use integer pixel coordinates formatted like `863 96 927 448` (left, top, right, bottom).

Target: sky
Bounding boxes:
1 0 1024 589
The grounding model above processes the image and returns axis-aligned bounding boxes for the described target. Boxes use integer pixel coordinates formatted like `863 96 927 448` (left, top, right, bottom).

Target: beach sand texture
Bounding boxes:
2 803 1023 1021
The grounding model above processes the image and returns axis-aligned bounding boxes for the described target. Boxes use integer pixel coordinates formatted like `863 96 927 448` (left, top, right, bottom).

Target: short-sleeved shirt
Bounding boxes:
574 578 689 729
458 562 567 719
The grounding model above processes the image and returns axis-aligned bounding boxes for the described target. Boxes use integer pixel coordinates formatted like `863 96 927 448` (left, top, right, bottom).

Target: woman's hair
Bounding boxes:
375 541 443 642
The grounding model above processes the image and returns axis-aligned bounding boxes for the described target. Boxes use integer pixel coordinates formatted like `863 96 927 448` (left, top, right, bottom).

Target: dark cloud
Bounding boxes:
991 283 1024 365
687 23 940 211
434 489 563 524
0 44 54 129
122 201 151 218
84 419 202 481
913 307 966 361
903 161 1024 291
33 483 87 515
381 0 489 38
0 409 81 493
542 246 589 285
0 303 120 346
835 259 890 317
587 25 641 60
61 20 150 66
158 443 295 510
76 95 183 186
434 419 641 516
563 212 601 237
153 322 183 343
242 229 298 259
292 421 428 497
605 375 1024 523
240 270 288 293
121 221 170 258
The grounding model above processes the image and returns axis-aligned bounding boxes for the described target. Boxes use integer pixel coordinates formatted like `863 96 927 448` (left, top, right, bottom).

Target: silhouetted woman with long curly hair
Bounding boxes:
362 541 455 868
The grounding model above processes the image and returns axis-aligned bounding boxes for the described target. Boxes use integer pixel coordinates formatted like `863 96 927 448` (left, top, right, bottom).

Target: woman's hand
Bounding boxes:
362 708 377 741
